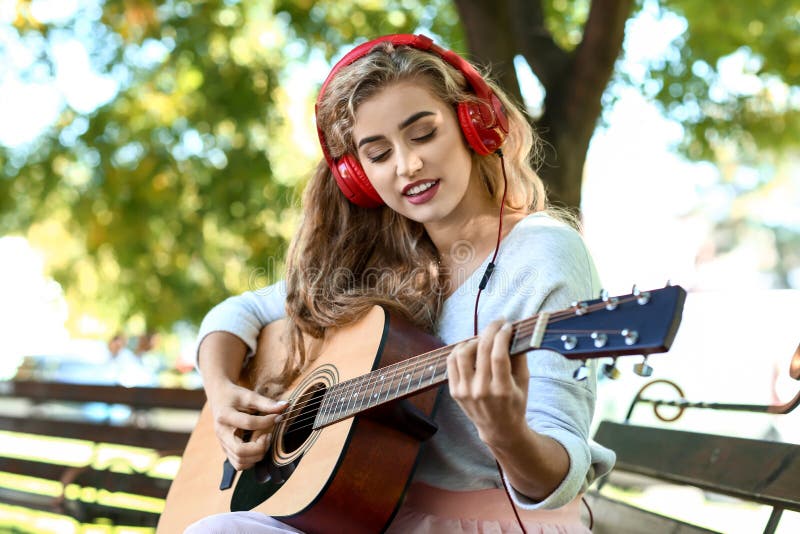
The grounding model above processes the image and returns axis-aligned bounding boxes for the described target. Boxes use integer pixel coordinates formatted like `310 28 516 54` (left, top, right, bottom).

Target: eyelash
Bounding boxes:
367 128 437 163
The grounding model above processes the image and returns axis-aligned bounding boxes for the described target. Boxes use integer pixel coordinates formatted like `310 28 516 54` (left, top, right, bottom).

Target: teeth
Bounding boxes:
405 181 436 196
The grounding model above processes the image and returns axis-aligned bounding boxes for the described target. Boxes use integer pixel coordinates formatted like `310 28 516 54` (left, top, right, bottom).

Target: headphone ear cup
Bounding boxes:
458 102 491 155
333 154 385 208
457 100 507 155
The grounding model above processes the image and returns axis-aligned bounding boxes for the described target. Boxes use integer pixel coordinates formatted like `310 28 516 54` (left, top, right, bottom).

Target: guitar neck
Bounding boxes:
314 317 552 429
313 285 685 429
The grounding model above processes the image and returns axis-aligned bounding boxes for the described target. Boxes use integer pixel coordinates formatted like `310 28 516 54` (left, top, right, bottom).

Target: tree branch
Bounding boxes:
452 0 523 105
563 0 633 132
508 0 569 92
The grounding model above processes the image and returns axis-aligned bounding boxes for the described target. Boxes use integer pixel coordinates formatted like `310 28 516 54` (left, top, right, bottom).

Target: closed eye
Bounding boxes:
365 127 437 163
412 128 436 142
368 151 390 163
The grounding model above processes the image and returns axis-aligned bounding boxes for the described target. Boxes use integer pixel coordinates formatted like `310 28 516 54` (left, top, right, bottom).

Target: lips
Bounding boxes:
403 179 440 205
402 179 439 196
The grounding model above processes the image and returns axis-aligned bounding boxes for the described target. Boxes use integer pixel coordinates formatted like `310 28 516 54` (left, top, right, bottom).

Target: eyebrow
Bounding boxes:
357 111 435 149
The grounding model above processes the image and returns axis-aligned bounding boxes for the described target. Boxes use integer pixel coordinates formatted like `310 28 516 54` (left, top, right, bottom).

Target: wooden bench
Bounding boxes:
589 420 800 534
587 343 800 533
0 380 205 528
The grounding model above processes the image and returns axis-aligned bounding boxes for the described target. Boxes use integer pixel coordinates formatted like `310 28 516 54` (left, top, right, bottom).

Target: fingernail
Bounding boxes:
275 414 284 423
501 322 512 331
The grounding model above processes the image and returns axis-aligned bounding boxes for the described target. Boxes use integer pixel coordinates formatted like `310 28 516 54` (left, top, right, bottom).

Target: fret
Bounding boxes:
323 384 337 425
418 353 433 389
348 375 366 417
433 352 447 384
317 390 331 427
428 350 443 385
405 356 420 395
510 324 533 356
391 360 406 402
395 361 413 399
335 382 348 421
385 363 399 403
374 368 391 406
366 369 380 408
510 324 521 353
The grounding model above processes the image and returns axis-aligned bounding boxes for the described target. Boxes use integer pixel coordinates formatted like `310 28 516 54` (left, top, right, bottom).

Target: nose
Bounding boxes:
396 144 423 178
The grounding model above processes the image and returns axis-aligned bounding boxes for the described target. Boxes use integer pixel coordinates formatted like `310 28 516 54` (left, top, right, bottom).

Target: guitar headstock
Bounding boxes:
514 284 686 377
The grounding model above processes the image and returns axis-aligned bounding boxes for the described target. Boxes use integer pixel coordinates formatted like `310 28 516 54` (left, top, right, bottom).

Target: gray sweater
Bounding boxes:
196 212 615 510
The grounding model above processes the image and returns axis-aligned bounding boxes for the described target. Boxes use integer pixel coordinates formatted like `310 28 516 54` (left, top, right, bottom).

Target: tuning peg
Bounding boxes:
621 329 638 346
605 297 619 311
632 284 640 296
561 334 578 351
599 289 609 300
591 332 608 348
601 359 620 380
633 357 653 377
571 301 588 316
573 361 590 381
665 280 672 287
637 291 651 305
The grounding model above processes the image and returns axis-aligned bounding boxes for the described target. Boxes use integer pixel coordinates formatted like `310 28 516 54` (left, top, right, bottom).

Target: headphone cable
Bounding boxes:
471 150 528 534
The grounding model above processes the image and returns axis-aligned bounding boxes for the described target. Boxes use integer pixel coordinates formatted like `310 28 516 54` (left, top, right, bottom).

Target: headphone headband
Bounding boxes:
316 34 508 208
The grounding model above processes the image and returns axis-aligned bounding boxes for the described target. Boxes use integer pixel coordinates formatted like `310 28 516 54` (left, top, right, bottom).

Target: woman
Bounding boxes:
189 34 614 533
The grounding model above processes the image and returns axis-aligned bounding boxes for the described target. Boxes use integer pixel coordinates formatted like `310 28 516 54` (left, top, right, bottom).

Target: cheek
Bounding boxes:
361 164 394 200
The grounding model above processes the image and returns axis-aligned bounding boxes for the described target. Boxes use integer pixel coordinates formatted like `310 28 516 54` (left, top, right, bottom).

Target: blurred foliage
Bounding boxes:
0 0 798 333
643 1 800 287
646 1 800 163
0 0 458 332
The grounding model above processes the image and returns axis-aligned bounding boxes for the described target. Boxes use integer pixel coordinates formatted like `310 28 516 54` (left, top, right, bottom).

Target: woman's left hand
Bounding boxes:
447 319 530 446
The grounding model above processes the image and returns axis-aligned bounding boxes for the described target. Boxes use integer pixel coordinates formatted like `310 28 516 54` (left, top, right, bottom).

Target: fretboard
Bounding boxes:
313 320 537 429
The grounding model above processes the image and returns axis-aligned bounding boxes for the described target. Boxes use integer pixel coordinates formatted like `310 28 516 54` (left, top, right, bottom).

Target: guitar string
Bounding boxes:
271 294 648 427
271 295 647 427
277 295 647 434
276 331 624 438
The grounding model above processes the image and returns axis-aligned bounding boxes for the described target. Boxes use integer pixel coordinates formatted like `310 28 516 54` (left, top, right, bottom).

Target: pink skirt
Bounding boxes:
184 483 590 533
385 483 590 534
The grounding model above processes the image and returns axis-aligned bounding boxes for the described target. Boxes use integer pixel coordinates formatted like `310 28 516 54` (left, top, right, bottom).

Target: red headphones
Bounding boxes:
315 34 509 208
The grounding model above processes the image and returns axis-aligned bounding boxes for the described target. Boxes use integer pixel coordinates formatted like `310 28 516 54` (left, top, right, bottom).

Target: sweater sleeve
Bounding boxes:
194 280 288 368
494 221 616 509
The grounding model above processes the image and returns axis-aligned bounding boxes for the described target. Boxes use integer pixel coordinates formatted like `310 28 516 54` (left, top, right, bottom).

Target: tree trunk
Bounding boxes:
453 0 633 212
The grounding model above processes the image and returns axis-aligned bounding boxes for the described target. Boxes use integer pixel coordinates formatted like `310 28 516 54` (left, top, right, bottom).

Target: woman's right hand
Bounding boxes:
205 379 288 471
197 331 288 471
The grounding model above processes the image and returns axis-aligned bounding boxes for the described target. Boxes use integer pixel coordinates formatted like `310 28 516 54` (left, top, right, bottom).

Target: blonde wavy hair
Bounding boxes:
279 41 552 380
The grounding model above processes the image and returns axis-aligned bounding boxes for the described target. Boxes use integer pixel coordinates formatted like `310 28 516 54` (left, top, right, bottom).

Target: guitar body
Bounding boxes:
158 305 444 533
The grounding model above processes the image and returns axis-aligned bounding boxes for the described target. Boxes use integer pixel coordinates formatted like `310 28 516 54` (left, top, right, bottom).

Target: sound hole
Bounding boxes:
282 382 326 454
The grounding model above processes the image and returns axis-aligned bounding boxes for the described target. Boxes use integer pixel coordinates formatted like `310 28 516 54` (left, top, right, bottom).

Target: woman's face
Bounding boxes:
352 81 475 225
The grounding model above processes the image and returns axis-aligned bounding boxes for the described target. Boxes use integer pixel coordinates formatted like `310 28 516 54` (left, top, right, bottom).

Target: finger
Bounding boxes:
454 339 478 386
447 343 464 396
222 410 281 432
477 319 505 357
224 432 270 470
476 319 505 384
509 348 531 387
226 446 266 470
490 322 514 388
238 389 289 415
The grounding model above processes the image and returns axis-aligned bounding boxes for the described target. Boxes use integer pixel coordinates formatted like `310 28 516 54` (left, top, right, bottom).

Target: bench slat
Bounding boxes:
0 487 159 527
0 457 172 499
584 492 720 534
595 421 800 511
0 415 191 451
0 380 205 410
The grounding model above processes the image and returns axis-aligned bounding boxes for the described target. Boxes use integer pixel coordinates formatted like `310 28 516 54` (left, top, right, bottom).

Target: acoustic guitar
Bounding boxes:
159 284 685 533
